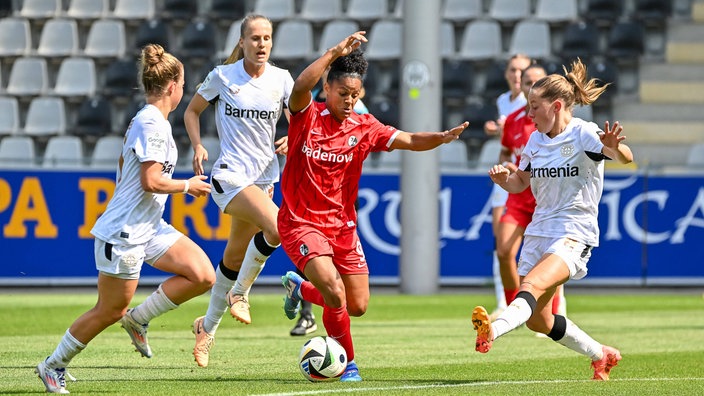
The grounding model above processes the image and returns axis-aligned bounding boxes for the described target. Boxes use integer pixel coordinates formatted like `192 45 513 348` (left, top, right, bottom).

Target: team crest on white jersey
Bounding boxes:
229 85 241 95
348 136 359 147
561 144 575 157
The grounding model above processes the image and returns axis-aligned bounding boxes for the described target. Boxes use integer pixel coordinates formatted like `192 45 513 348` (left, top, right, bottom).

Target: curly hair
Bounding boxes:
327 49 367 84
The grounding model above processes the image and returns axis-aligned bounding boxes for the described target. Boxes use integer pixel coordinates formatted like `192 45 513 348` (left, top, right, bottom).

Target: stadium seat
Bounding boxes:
207 0 246 24
18 0 61 19
508 19 552 61
162 0 199 22
476 138 502 170
168 97 194 143
631 0 672 26
103 59 139 100
559 21 600 63
442 59 473 106
440 21 456 59
253 0 296 22
84 19 127 59
123 97 147 131
0 18 31 57
75 97 113 139
6 57 49 97
90 135 123 170
481 61 508 100
346 0 389 25
460 101 498 156
299 0 343 24
0 136 36 168
22 97 67 137
66 0 109 20
53 57 97 99
583 0 624 26
606 20 645 59
534 0 578 25
134 19 171 55
686 143 704 167
179 20 217 62
587 58 619 103
365 20 402 61
0 96 20 135
458 19 502 62
318 20 360 56
271 20 315 65
217 19 243 60
440 140 469 170
36 18 79 58
442 0 483 26
42 136 84 169
489 0 531 25
0 1 13 17
113 0 156 21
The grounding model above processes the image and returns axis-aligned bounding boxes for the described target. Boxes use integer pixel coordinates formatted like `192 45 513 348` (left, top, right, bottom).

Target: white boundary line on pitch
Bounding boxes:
256 377 704 396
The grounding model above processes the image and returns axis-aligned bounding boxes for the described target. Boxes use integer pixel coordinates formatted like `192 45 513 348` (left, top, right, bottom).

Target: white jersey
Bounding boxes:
519 117 606 247
91 104 178 245
198 61 294 186
496 90 526 121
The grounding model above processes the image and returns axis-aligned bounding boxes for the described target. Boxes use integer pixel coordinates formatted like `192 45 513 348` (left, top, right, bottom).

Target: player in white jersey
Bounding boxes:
471 59 633 381
483 54 532 320
183 14 294 368
36 44 214 394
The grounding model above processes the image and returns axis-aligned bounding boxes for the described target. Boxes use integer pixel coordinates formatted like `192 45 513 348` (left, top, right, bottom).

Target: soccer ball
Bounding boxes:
298 336 347 381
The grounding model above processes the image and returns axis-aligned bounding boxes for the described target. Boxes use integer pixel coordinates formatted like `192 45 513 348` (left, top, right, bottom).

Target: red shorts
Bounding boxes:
500 191 535 229
279 222 368 275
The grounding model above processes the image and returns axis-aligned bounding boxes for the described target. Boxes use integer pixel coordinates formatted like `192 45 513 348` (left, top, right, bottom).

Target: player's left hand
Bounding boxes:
601 121 626 149
275 136 288 156
442 121 469 143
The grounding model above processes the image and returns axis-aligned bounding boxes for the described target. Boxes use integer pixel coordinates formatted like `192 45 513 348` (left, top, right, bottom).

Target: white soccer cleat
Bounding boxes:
36 360 70 394
120 309 152 358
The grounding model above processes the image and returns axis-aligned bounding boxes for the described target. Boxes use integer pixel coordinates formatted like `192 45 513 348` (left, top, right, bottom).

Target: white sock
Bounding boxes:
46 329 86 369
232 234 278 297
203 265 237 334
130 284 178 324
492 297 533 339
492 251 507 309
557 318 603 360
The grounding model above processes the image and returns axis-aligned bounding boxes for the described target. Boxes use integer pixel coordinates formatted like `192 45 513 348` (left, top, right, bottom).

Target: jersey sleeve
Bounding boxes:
197 67 222 102
580 121 607 160
518 134 535 171
282 70 294 107
366 114 399 152
132 118 169 164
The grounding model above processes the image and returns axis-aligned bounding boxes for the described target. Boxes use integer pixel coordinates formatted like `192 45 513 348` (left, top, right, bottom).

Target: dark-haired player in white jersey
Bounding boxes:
183 14 294 368
36 44 214 394
278 32 468 382
471 59 634 381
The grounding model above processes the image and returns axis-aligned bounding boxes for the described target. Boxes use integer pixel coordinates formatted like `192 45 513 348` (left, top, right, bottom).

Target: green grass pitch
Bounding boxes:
2 288 703 395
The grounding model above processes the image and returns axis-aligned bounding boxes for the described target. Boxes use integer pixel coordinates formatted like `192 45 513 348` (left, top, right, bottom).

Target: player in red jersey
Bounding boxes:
278 31 468 382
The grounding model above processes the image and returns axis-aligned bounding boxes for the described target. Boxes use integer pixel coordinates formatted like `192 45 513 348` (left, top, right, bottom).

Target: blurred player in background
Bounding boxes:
472 59 633 380
483 54 533 319
183 14 293 368
278 31 468 382
36 44 214 394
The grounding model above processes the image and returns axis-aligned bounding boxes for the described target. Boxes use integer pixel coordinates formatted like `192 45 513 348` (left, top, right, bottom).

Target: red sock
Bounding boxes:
504 289 519 305
323 305 354 362
300 281 325 306
551 293 560 315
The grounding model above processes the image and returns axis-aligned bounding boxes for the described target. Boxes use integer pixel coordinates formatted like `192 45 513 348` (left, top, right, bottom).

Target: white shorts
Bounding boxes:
490 183 509 208
517 236 592 280
210 176 274 213
94 221 183 280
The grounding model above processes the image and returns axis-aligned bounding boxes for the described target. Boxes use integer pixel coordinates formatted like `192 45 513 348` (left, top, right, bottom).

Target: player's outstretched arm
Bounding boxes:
389 122 469 151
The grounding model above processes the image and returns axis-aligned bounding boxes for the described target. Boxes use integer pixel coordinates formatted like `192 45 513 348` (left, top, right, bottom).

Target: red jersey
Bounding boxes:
279 101 398 231
501 107 536 214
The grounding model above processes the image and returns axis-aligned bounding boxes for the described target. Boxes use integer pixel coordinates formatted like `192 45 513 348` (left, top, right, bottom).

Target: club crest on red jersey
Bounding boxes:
347 136 358 147
299 244 309 256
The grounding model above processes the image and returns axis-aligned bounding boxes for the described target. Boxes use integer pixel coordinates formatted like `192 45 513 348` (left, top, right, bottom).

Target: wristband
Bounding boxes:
183 180 189 194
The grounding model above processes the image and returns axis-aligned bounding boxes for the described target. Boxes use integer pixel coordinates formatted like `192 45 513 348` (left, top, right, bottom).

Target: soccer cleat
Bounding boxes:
227 292 251 324
472 306 494 353
120 309 152 358
35 360 69 394
289 313 317 336
591 345 622 380
339 361 362 382
192 316 215 368
281 271 303 320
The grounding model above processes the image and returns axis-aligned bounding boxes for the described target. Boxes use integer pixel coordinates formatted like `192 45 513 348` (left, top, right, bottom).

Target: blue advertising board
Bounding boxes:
0 170 702 286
